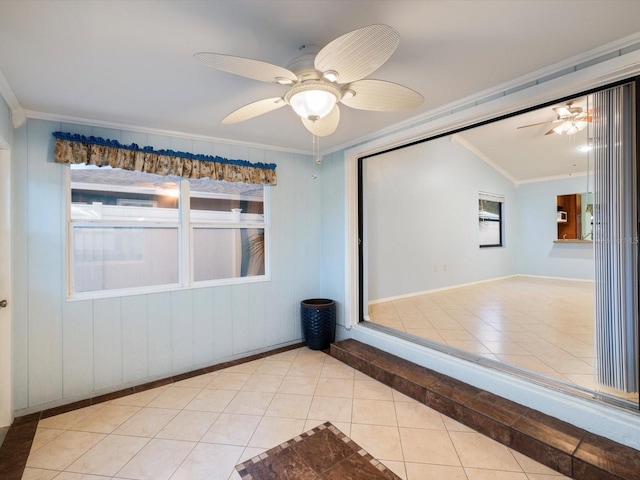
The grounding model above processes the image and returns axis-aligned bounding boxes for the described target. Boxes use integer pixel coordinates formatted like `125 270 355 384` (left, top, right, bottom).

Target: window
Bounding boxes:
68 165 268 297
478 193 503 247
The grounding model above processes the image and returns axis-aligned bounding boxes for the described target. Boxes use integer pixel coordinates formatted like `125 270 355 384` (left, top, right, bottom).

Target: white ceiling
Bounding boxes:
0 1 638 179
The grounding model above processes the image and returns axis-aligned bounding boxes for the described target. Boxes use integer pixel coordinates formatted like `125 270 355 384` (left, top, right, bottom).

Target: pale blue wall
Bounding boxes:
514 176 594 279
12 119 323 412
364 137 517 301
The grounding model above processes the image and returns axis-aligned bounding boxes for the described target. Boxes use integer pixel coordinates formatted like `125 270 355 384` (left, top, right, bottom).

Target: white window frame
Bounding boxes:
66 170 270 301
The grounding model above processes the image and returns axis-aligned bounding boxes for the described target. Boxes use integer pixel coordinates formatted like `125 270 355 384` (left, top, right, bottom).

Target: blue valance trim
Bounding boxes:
52 131 277 170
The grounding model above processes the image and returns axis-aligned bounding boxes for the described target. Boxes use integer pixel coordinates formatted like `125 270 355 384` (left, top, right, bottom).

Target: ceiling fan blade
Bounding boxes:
302 105 340 137
314 24 399 84
222 97 287 124
340 79 423 111
553 106 572 117
545 125 559 135
194 52 297 84
516 119 561 129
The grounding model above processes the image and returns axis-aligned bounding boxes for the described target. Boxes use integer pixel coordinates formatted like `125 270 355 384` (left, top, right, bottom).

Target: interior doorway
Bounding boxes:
0 147 12 428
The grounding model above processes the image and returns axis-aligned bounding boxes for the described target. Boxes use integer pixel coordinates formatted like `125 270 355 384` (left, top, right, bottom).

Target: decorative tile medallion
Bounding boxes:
235 421 401 480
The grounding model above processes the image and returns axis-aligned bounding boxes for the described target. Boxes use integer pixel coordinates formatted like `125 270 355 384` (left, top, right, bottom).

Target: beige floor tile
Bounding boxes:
30 427 66 454
442 416 475 433
320 362 356 379
382 460 407 480
201 413 261 446
399 428 460 466
69 405 141 434
510 449 567 476
247 416 305 449
38 405 106 431
206 372 251 390
450 431 522 471
277 375 319 395
405 463 467 480
306 395 353 423
354 379 394 400
223 359 264 374
392 390 415 403
113 407 179 437
395 401 446 430
240 373 284 393
115 438 196 480
26 431 106 471
464 468 529 480
109 387 167 407
352 398 397 426
223 391 275 416
264 393 313 419
183 388 237 413
66 434 149 476
156 410 219 442
285 361 324 377
19 467 59 480
350 424 404 462
53 473 113 479
146 387 201 410
314 377 354 398
254 360 292 376
293 347 328 363
169 443 244 480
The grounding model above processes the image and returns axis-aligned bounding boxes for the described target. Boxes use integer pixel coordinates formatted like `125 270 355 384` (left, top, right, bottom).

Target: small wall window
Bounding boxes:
68 165 269 298
479 192 504 248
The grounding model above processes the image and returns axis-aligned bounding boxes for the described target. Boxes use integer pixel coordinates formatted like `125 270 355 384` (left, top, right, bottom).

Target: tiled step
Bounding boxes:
330 338 640 480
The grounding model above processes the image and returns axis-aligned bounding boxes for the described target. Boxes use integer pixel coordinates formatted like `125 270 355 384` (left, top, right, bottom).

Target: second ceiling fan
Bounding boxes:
194 24 424 137
517 101 592 136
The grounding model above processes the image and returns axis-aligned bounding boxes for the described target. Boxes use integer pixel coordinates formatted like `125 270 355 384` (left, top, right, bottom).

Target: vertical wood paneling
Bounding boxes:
13 120 323 411
27 119 64 406
93 298 122 390
192 287 214 365
62 300 94 397
147 292 172 376
231 283 251 354
212 285 233 360
170 289 194 371
121 295 149 383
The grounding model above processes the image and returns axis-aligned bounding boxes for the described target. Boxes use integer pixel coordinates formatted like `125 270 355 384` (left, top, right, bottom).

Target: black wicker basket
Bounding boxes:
300 298 336 350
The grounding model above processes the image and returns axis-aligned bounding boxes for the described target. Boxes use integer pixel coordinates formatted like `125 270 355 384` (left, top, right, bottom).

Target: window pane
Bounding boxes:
479 199 501 219
193 227 265 281
479 220 501 246
71 165 179 222
72 226 179 292
189 178 263 222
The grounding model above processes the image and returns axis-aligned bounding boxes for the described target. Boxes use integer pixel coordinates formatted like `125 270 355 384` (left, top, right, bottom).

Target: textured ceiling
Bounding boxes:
0 0 639 180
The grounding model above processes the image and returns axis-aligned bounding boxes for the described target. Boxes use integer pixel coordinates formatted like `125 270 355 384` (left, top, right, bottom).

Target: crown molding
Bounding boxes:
451 134 518 185
23 110 311 156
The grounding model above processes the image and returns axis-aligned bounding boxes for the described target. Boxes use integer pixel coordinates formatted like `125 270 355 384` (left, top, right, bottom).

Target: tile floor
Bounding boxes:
21 346 568 480
369 276 638 402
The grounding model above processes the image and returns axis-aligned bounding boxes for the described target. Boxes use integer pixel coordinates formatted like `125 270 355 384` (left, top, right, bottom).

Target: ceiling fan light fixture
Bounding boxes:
276 77 294 85
285 82 340 121
322 70 339 82
341 89 355 101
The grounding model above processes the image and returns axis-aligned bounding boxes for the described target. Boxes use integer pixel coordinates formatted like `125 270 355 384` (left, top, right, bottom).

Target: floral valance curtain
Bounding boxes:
52 132 277 185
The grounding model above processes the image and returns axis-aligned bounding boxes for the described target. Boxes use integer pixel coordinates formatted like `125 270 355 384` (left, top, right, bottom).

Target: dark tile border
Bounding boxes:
0 342 303 480
331 339 640 480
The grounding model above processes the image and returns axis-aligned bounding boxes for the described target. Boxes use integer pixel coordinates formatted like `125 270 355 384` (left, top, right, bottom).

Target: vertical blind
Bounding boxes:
593 81 639 393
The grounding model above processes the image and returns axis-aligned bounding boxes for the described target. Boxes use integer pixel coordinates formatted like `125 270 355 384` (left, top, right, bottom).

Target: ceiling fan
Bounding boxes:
517 101 592 136
194 24 424 137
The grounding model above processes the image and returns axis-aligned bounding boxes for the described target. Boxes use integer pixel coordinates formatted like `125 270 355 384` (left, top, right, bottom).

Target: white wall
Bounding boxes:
515 176 594 280
12 119 324 413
